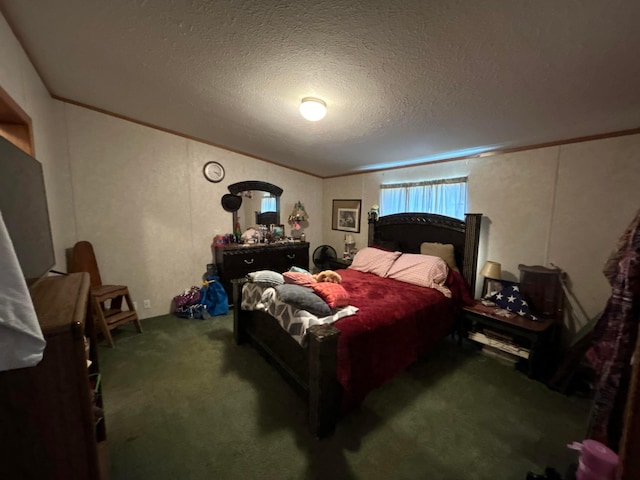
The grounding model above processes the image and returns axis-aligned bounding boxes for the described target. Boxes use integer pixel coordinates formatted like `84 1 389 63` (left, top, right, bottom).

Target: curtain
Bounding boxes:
379 177 467 219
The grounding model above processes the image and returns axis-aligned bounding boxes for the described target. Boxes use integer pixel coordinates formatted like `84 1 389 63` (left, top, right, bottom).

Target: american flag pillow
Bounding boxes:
487 285 537 320
349 247 401 277
385 253 451 298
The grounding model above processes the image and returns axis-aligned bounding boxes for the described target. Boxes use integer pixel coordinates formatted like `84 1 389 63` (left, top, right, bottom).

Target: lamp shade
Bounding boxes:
288 201 308 223
480 261 502 279
299 97 327 121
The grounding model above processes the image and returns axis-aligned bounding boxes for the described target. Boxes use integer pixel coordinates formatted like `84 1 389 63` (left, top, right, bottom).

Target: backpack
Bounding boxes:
172 286 202 308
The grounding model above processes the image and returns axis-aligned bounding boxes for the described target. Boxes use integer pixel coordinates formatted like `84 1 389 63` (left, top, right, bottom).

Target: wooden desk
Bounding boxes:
462 300 555 378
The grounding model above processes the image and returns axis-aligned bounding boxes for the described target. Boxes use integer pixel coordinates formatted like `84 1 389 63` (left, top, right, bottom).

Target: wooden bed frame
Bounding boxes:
233 212 482 437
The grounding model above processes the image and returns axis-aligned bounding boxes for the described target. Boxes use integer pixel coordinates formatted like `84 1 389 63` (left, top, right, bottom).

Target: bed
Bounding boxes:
232 212 482 437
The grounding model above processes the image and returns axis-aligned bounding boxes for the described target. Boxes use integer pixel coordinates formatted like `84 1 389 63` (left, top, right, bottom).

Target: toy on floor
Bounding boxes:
313 270 342 284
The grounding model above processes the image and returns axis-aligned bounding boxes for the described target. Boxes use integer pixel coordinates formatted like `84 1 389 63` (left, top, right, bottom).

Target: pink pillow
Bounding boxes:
386 253 451 297
349 247 401 277
283 271 317 287
311 282 350 308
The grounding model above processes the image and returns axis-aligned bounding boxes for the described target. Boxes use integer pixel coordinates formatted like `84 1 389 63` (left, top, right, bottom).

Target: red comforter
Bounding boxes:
332 268 470 411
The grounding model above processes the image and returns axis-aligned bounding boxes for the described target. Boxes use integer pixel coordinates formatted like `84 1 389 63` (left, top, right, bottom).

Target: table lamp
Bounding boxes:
480 261 502 297
344 234 356 259
480 261 502 279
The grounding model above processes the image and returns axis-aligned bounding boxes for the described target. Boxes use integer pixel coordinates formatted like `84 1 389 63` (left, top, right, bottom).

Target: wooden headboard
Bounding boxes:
368 212 482 293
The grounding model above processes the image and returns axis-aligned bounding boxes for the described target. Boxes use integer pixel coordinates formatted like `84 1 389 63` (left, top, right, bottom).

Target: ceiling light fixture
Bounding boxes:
299 97 327 121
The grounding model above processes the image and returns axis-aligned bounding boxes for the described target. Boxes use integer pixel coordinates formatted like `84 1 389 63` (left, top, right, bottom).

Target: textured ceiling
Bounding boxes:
1 0 640 177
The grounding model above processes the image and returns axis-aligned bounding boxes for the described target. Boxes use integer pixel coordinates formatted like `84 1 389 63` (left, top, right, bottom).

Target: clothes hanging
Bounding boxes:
587 208 640 449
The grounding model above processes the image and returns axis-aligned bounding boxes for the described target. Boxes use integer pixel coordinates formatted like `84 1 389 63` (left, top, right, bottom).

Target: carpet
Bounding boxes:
99 313 591 480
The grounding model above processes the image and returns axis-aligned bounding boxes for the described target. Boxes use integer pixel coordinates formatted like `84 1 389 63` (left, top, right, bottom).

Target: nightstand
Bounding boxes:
462 300 556 378
327 257 352 270
463 264 564 381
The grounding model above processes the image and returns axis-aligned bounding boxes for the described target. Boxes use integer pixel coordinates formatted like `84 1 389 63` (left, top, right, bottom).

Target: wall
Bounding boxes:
4 8 639 328
0 13 76 272
325 135 640 333
63 104 323 318
2 8 323 320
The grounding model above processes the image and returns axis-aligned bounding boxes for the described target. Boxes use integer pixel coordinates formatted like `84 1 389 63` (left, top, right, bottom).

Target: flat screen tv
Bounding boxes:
0 136 55 285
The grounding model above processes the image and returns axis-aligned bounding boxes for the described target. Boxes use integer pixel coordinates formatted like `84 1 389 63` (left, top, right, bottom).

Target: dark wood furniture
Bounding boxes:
463 264 564 379
70 241 142 347
0 273 107 480
463 301 555 377
255 211 278 225
517 264 564 321
327 257 352 270
225 180 282 232
216 242 310 301
233 212 482 437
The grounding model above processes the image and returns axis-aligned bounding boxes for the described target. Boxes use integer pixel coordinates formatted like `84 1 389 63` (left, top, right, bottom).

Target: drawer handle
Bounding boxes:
243 259 255 265
286 254 296 259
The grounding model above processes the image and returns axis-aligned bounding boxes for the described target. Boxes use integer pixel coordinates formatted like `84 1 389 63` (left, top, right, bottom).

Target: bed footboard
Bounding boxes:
308 324 341 437
232 279 342 437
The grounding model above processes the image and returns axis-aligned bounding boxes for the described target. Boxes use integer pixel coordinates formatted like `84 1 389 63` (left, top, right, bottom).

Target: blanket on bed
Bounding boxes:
333 268 459 411
241 281 358 344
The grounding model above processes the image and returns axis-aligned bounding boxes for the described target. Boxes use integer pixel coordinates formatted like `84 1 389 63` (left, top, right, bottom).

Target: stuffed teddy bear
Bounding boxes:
313 270 342 284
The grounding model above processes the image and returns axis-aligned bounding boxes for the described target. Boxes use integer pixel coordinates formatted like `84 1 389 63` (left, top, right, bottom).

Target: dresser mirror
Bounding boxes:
226 180 283 233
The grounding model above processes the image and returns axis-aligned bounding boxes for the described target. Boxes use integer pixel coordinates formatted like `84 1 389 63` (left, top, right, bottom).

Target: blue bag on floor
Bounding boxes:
201 276 229 317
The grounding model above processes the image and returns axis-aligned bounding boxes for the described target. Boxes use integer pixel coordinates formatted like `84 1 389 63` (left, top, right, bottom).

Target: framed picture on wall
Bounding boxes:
332 199 361 233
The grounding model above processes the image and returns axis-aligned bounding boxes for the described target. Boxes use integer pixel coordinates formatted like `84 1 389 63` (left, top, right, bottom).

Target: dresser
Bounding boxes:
215 242 310 302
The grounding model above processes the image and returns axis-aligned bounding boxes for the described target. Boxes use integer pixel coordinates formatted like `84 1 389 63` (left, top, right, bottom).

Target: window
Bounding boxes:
261 195 276 212
379 177 468 220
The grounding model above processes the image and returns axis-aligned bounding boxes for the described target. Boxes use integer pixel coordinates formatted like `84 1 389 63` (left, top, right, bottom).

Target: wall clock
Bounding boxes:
203 161 225 183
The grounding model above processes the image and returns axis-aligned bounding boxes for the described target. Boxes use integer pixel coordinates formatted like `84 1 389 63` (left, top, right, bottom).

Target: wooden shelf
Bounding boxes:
468 330 531 359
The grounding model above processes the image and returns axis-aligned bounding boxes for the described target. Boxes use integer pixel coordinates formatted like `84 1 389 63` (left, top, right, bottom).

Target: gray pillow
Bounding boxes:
246 270 284 287
274 284 331 317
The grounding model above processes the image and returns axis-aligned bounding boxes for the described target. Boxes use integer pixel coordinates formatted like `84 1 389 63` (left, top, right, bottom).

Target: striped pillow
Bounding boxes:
386 253 451 297
283 271 317 287
349 247 401 277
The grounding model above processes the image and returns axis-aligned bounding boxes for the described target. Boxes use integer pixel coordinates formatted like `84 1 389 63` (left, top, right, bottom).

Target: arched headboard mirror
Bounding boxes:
226 181 282 233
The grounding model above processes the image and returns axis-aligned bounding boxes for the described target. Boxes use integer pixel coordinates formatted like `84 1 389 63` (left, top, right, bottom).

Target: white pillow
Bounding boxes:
386 253 451 297
349 247 401 277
